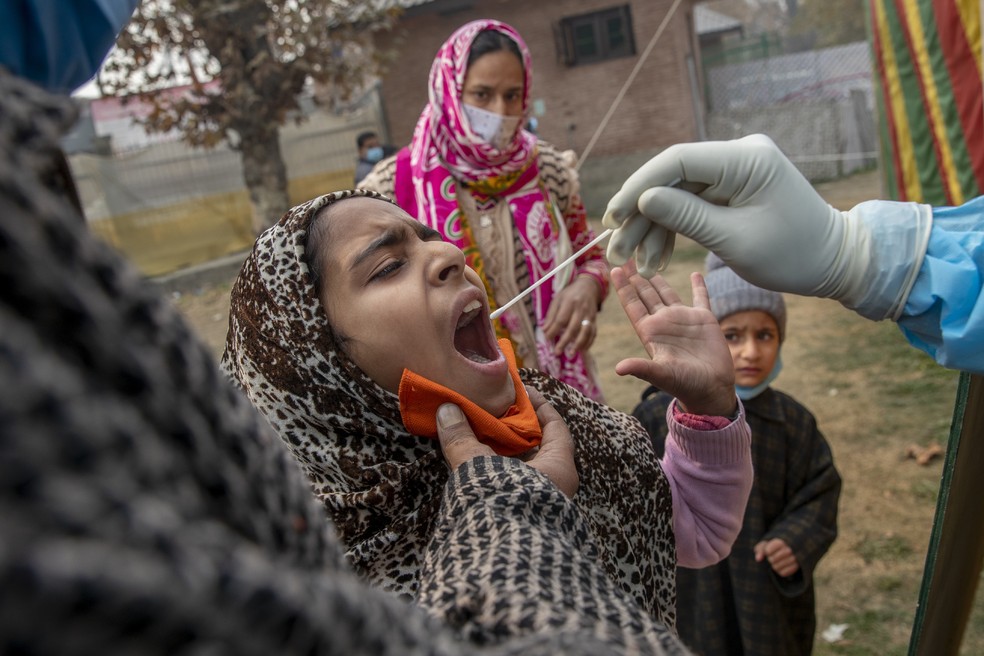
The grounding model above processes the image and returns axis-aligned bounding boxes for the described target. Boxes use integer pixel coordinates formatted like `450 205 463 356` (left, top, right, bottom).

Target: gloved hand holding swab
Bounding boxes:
490 178 681 321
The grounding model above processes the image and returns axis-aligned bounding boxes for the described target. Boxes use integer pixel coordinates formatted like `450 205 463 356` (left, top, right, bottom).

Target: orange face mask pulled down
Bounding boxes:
399 339 542 456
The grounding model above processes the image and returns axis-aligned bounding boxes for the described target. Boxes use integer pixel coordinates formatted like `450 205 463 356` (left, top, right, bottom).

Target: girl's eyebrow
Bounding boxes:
350 226 407 270
412 222 441 241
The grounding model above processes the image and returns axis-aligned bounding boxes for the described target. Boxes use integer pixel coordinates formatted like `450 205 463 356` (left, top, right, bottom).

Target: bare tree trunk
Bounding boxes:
240 128 289 234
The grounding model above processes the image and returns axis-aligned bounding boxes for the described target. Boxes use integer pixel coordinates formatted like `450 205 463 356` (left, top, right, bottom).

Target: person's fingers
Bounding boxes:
436 403 493 469
639 271 683 307
612 265 651 326
636 185 732 252
527 386 569 447
525 385 549 412
621 269 667 315
772 553 795 570
606 213 652 266
776 564 799 578
604 138 759 229
760 539 799 575
548 284 597 354
689 272 710 311
769 550 798 577
575 321 596 352
605 135 781 229
603 149 689 228
563 316 594 354
542 301 560 339
753 540 767 562
635 227 675 278
614 356 663 383
553 314 584 355
525 386 578 497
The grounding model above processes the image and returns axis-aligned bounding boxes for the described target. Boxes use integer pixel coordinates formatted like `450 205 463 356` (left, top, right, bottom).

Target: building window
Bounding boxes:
555 5 636 66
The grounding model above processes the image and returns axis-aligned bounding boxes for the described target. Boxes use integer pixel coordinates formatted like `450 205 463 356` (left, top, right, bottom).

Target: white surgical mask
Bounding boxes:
463 103 522 150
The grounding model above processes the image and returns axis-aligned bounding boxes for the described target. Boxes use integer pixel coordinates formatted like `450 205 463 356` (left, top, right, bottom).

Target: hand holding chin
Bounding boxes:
435 387 578 497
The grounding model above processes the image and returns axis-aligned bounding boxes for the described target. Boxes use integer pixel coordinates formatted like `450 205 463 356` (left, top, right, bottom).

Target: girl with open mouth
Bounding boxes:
222 190 752 634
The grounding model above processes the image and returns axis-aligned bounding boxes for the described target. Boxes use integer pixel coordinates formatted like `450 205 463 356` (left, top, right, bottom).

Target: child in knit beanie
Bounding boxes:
703 251 786 400
632 252 841 656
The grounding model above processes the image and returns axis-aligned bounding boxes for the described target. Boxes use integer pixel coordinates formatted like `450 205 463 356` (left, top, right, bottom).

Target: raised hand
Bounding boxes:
612 262 736 417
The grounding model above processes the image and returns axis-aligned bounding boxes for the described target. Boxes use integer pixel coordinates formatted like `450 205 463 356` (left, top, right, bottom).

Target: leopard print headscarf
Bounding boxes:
221 190 678 624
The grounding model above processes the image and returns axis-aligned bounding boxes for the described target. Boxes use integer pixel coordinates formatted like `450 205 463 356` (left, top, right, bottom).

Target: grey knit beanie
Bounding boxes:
704 252 787 342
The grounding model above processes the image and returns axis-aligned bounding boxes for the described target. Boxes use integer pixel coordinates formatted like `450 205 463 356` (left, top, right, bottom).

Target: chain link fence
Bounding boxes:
703 38 877 181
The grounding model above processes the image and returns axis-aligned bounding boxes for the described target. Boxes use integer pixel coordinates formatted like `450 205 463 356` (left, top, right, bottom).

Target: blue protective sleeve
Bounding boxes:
897 196 984 373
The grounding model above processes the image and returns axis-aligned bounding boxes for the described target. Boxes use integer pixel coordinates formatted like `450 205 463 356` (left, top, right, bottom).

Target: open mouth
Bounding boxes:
454 299 499 364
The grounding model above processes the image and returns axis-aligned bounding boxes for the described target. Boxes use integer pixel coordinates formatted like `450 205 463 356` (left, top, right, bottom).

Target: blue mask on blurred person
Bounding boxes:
365 146 384 163
0 0 139 94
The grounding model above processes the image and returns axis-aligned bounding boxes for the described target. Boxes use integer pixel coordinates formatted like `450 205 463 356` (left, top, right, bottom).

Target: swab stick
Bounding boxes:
489 178 681 321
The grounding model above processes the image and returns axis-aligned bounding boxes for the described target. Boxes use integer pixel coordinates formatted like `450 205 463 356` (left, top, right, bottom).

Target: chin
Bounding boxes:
478 383 517 417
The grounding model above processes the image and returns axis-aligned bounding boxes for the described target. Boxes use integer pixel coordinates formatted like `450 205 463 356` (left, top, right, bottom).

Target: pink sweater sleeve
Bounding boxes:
661 398 753 569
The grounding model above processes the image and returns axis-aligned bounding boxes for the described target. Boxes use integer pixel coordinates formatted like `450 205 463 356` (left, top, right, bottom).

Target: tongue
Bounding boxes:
455 320 489 362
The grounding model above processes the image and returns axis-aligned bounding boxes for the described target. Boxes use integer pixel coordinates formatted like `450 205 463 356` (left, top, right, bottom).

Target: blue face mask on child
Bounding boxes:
735 353 783 401
365 146 384 163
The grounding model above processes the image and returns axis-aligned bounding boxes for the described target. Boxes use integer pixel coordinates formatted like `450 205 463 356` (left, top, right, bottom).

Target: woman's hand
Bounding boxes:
543 275 602 356
435 387 579 497
612 261 736 417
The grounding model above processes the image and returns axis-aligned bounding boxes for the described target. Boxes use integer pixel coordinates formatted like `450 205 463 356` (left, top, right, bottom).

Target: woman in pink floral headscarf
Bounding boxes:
358 19 609 401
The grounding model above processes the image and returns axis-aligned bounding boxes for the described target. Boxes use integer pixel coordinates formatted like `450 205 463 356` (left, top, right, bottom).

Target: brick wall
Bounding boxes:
375 0 703 161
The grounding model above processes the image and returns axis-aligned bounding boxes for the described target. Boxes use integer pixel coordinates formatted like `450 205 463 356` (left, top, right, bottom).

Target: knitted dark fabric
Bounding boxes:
0 69 690 655
704 252 787 341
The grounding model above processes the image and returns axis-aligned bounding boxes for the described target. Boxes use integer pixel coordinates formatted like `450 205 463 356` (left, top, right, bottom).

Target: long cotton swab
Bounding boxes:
490 228 613 321
489 177 681 321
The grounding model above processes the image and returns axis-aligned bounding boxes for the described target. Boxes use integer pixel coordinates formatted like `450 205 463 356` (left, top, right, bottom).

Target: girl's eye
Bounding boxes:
370 259 404 281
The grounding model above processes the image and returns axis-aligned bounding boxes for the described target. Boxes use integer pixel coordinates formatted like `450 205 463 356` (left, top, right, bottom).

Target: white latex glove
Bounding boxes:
603 134 931 320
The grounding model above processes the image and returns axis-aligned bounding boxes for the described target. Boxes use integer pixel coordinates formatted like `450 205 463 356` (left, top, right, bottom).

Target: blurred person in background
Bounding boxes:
354 130 384 186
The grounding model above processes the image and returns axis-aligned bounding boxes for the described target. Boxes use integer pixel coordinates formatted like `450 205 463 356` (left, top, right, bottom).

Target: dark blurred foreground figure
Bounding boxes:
0 5 693 654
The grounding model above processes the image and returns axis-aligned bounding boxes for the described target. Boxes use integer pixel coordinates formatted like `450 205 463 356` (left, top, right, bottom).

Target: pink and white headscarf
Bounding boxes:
408 19 536 196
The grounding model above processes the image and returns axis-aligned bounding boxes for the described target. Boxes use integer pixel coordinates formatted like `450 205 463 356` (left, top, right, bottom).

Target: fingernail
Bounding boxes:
602 210 622 229
606 243 628 265
437 403 465 428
